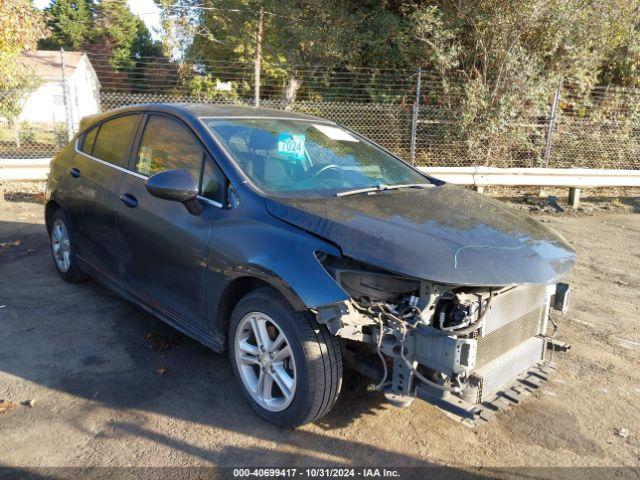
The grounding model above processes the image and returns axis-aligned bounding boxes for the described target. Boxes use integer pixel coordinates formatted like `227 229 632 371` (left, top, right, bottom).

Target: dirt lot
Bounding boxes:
1 193 639 474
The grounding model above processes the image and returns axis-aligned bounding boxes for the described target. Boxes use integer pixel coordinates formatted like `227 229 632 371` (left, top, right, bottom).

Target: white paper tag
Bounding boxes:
312 124 359 142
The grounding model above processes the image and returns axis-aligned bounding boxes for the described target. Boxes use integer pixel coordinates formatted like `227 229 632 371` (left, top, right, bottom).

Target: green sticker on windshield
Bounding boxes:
277 133 305 160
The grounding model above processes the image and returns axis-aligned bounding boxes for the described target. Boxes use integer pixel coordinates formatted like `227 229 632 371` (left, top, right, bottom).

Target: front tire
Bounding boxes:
49 209 88 283
229 287 342 428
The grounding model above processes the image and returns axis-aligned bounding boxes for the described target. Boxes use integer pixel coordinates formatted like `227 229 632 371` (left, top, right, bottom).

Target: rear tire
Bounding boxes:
49 209 88 283
229 286 342 428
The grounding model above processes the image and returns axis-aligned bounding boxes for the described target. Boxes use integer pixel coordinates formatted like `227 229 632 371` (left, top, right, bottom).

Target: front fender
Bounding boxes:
207 218 349 313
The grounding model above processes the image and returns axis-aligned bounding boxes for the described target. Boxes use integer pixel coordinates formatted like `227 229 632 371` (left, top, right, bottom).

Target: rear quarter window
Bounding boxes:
80 126 98 155
92 114 141 167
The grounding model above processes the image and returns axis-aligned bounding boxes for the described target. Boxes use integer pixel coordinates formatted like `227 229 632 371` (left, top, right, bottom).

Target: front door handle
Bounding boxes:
119 193 138 208
70 168 81 178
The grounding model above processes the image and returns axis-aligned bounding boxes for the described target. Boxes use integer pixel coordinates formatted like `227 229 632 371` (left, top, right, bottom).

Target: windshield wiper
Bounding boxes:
336 183 434 197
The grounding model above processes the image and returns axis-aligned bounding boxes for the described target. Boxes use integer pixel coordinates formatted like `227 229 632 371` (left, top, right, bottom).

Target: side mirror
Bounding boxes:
145 169 202 215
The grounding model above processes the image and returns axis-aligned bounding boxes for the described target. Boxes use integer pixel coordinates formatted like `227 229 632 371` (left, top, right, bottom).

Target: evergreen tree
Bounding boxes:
90 0 139 70
130 17 166 92
38 0 94 50
132 17 163 59
86 0 163 71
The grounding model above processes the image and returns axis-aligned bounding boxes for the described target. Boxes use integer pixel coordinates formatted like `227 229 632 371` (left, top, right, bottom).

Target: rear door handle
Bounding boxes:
119 193 138 208
70 168 81 178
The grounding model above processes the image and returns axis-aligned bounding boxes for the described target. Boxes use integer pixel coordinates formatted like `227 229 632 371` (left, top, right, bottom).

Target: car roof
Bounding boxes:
181 103 332 122
79 103 334 131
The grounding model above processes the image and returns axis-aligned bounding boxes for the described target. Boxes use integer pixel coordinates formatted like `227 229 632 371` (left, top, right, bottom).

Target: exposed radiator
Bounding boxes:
473 336 546 402
467 285 551 403
480 285 549 336
476 307 544 368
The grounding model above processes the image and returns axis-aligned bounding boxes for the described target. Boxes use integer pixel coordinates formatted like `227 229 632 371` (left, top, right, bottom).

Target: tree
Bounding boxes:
0 0 46 128
129 16 170 92
89 0 139 71
83 0 166 91
0 0 46 58
402 0 640 165
598 1 640 88
156 0 640 129
132 16 163 58
38 0 94 50
160 0 377 102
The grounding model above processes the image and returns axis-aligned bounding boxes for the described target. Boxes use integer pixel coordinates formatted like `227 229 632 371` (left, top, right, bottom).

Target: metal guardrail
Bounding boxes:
420 166 640 207
2 159 639 207
422 166 640 207
419 166 640 188
0 158 51 182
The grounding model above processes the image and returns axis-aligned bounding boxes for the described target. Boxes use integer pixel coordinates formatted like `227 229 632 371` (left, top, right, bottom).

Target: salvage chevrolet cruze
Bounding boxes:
45 104 575 427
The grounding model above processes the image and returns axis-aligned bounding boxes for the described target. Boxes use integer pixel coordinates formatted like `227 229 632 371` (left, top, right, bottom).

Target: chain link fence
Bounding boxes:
2 52 640 169
0 122 68 160
100 92 415 159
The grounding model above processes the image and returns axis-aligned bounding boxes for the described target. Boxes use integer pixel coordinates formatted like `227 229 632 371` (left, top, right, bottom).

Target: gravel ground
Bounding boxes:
0 196 639 475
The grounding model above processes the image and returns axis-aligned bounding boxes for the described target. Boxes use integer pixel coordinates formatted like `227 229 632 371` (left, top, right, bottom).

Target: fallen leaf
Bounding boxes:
0 240 21 249
156 367 168 376
0 399 17 414
22 399 35 408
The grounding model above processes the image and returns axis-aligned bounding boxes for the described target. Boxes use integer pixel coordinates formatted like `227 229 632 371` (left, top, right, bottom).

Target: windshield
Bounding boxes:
202 118 432 196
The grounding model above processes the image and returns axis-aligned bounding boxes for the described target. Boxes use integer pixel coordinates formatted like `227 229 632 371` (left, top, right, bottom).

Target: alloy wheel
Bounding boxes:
51 218 71 273
234 312 297 412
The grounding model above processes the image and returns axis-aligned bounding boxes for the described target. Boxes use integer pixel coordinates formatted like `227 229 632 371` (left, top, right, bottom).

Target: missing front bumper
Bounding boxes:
394 287 554 423
331 283 566 424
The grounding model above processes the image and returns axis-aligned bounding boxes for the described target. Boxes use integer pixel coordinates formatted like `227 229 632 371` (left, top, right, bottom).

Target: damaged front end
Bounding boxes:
315 254 571 425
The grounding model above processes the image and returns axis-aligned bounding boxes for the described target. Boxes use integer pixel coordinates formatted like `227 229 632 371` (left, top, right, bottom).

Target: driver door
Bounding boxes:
115 113 225 330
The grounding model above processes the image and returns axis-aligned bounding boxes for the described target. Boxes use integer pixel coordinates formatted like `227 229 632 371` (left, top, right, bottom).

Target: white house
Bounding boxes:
19 50 101 130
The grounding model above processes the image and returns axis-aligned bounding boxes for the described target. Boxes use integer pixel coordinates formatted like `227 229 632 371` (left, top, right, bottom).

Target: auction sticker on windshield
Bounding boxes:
313 124 359 142
277 133 305 160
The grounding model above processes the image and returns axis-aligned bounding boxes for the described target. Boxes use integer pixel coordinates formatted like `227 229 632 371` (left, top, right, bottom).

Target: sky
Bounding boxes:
33 0 163 40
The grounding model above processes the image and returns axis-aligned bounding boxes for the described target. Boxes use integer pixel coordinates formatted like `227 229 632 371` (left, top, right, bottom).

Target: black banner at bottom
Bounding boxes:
1 467 638 480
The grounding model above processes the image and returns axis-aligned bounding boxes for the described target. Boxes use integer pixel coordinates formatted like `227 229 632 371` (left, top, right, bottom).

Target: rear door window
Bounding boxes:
135 115 203 182
92 114 141 168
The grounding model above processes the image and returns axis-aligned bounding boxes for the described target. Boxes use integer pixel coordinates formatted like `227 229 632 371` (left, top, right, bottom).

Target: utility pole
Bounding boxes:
409 67 422 165
254 2 264 107
60 48 73 141
543 79 562 168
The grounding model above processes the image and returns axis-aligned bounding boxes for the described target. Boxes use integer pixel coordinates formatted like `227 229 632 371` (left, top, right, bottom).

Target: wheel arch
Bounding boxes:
216 276 270 340
45 200 61 234
215 273 308 343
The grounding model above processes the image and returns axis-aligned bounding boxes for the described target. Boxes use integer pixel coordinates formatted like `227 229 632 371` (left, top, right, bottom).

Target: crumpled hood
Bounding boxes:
265 185 576 286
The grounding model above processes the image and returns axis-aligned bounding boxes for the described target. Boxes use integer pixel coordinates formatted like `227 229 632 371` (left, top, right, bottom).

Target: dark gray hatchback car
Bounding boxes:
45 104 575 427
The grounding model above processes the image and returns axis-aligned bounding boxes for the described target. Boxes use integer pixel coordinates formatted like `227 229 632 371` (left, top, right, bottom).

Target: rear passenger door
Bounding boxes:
66 113 142 278
115 114 227 331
